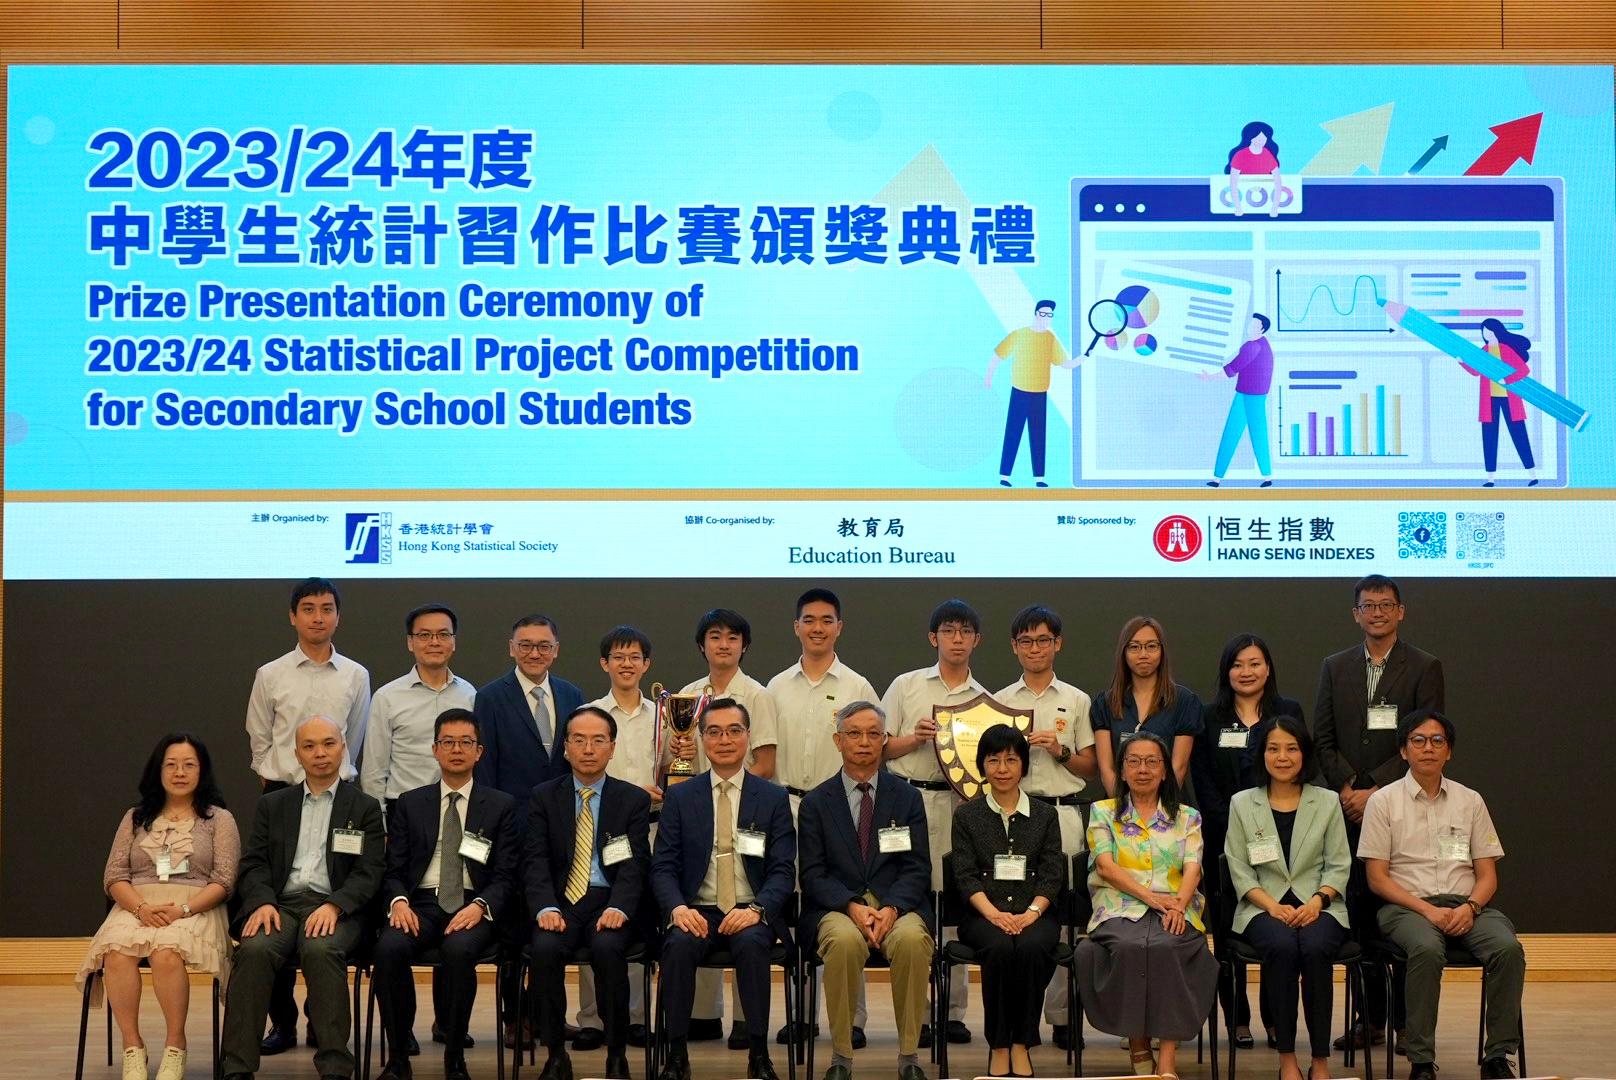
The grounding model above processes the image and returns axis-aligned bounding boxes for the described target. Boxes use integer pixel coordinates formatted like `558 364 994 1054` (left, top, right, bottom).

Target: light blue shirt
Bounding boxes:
841 769 879 825
538 774 623 919
283 784 335 897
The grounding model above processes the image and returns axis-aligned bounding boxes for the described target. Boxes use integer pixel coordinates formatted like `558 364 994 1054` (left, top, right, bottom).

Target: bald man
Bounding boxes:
221 717 386 1080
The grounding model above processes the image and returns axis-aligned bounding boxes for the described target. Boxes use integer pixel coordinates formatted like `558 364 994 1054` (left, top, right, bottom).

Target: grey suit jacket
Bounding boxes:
1225 784 1351 933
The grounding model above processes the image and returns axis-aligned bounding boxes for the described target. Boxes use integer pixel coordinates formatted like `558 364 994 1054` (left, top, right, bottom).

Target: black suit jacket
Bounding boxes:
798 769 932 951
235 779 386 919
525 773 652 921
1313 639 1445 792
383 781 520 918
472 671 584 805
651 770 796 945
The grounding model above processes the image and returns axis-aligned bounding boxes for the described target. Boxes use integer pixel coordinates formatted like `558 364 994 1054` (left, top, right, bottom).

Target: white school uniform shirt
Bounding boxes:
679 669 779 770
590 690 663 789
880 664 989 781
767 656 879 793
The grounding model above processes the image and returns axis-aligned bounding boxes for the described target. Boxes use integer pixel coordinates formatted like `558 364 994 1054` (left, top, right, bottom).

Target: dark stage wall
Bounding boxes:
4 576 1608 935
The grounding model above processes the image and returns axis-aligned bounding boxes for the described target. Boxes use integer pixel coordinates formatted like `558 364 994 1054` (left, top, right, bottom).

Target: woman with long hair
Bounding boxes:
1225 121 1286 217
1190 633 1305 1045
1091 616 1202 795
1460 318 1537 486
1077 731 1219 1080
77 734 239 1080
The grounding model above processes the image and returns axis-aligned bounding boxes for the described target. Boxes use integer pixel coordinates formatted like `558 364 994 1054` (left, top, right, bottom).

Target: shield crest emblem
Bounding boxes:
932 693 1034 799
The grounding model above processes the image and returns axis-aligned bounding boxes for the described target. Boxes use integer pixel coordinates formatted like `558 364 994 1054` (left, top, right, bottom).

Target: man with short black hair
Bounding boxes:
373 709 519 1080
653 700 796 1080
244 577 372 1055
362 605 476 805
1360 709 1523 1080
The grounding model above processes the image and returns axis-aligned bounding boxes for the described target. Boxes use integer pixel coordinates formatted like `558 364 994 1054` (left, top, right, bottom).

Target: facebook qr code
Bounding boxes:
1455 511 1506 562
1397 511 1448 559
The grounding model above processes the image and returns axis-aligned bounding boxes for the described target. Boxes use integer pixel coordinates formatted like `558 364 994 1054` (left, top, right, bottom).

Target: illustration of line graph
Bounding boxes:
1273 270 1389 332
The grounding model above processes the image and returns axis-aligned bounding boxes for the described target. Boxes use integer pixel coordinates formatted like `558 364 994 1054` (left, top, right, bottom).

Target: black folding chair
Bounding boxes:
361 939 508 1080
510 939 656 1080
75 963 222 1080
1362 935 1527 1080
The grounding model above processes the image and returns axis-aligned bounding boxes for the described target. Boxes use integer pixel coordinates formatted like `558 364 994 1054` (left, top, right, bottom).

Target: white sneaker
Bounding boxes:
155 1046 187 1080
121 1046 149 1080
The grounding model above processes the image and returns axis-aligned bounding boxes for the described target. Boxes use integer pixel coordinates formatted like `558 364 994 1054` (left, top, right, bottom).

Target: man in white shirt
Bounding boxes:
995 604 1097 1050
243 577 372 1055
1359 710 1523 1080
362 604 477 805
881 598 990 1047
767 587 879 1048
677 608 780 1046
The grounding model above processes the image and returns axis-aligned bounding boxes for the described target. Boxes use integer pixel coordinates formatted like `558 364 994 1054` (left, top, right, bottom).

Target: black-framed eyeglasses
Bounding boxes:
435 737 479 750
513 640 557 655
1355 600 1401 614
411 630 456 642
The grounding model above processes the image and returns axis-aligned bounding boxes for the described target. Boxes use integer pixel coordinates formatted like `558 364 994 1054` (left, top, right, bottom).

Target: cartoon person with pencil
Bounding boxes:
1461 318 1538 487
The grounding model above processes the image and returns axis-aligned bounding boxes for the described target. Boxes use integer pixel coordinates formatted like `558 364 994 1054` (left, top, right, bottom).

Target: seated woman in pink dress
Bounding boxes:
1225 121 1288 217
78 734 240 1080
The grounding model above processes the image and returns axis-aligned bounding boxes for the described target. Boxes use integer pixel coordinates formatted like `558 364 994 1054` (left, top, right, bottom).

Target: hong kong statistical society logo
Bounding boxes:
344 512 392 564
1153 515 1202 563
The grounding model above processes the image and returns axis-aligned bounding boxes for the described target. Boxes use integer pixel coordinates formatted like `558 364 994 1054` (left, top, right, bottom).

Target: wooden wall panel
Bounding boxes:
583 1 1039 50
1504 0 1616 50
1044 0 1501 51
0 1 116 49
116 1 581 50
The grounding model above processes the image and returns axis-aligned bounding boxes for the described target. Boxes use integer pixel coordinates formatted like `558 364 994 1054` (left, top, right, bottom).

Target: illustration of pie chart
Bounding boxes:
1133 333 1158 356
1115 284 1161 329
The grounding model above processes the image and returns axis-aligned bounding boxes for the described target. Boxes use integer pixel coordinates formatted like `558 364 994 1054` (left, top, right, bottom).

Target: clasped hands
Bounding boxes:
670 903 761 938
1422 901 1476 937
134 902 186 927
1265 894 1324 928
983 904 1042 936
846 900 901 947
1147 892 1191 934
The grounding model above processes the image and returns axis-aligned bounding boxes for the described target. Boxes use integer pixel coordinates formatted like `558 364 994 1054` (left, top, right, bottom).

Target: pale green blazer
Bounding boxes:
1225 785 1351 933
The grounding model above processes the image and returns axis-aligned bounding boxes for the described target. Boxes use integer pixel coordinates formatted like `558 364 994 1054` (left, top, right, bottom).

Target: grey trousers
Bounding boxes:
1377 897 1525 1065
221 892 363 1077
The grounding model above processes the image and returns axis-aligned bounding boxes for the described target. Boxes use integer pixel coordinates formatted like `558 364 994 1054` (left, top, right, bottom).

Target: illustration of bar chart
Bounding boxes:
1277 373 1416 459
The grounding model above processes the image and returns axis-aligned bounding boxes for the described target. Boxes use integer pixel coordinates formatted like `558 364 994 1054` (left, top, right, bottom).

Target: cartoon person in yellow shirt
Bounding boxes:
985 300 1075 487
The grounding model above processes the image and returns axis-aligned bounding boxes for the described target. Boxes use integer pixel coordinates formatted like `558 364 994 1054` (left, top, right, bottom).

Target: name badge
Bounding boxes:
1438 832 1471 862
878 825 913 853
993 853 1028 881
458 833 493 864
735 829 767 857
602 835 634 866
155 850 189 882
1219 727 1248 749
331 828 365 855
1247 835 1281 866
1367 705 1399 731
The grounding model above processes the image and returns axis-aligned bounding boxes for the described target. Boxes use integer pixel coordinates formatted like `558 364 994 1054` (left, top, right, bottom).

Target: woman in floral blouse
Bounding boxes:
1076 731 1218 1080
78 733 239 1080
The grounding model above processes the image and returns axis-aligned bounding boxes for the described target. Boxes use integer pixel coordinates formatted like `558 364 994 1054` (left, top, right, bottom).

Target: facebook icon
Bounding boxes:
344 512 391 564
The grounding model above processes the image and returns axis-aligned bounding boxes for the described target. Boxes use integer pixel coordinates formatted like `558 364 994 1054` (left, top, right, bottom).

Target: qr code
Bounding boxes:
1455 511 1506 561
1397 511 1448 559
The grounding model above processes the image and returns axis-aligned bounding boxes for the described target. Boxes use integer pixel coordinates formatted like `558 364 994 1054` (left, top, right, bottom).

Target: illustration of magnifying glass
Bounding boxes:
1084 298 1129 356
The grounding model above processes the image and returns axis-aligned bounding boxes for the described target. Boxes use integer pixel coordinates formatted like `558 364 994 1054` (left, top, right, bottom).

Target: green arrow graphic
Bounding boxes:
1301 102 1396 176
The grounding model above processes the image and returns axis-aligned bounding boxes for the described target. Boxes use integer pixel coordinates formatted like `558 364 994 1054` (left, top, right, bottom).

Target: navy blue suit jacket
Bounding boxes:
525 773 652 922
798 769 933 951
651 770 796 945
383 781 520 920
472 670 583 806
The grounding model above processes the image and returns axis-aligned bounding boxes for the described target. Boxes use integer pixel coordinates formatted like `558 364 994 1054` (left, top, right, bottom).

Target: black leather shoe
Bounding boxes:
1051 1024 1073 1051
445 1059 473 1080
748 1052 781 1080
1333 1024 1384 1051
433 1022 474 1048
259 1026 297 1056
851 1026 866 1050
899 1065 927 1080
377 1058 414 1080
777 1021 820 1044
946 1020 972 1044
604 1051 632 1079
1407 1062 1438 1080
1480 1057 1515 1079
656 1047 692 1080
728 1021 751 1051
572 1027 606 1051
538 1048 575 1080
627 1024 649 1048
917 1024 932 1049
687 1018 723 1042
408 1032 422 1056
823 1064 852 1080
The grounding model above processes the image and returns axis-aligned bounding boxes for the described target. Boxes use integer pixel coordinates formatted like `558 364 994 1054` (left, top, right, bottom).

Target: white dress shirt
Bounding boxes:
767 656 879 792
246 645 371 784
361 666 476 801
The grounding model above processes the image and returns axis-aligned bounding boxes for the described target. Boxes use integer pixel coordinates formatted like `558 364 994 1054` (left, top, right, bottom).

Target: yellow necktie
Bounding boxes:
564 788 595 904
716 780 737 913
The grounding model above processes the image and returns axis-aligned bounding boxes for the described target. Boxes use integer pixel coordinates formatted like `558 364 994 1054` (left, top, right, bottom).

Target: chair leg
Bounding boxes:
1357 965 1373 1080
106 980 114 1067
1070 964 1083 1077
213 978 223 1080
1208 997 1219 1080
1224 962 1238 1080
1384 963 1396 1080
783 961 797 1080
806 965 817 1080
1477 969 1487 1066
641 960 655 1080
362 968 377 1080
76 971 95 1080
494 960 507 1080
513 961 526 1080
936 961 949 1080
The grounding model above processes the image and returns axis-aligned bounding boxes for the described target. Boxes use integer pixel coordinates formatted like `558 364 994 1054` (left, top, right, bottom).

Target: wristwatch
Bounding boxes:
1464 899 1484 916
181 902 192 918
1057 746 1073 764
747 903 767 917
1311 891 1332 910
1028 901 1045 915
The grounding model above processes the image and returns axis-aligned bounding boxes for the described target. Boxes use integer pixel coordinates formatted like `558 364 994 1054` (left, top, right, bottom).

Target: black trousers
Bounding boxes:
373 890 498 1063
960 912 1060 1049
658 906 775 1040
1243 911 1347 1058
259 779 309 1035
531 887 633 1052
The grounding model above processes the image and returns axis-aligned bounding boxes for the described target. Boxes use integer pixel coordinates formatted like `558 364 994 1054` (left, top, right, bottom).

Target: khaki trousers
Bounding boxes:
818 905 933 1059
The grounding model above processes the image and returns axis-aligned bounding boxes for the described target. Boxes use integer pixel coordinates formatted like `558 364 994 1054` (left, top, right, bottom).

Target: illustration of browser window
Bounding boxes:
1069 178 1567 488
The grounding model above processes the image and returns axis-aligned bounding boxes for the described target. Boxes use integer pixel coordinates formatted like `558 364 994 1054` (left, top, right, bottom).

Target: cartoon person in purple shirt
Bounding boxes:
1203 313 1274 488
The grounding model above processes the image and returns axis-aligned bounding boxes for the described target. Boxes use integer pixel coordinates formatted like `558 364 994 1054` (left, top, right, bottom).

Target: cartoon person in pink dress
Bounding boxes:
1225 122 1289 218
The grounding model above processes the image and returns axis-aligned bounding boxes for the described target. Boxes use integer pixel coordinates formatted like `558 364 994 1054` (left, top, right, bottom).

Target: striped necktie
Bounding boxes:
564 788 595 904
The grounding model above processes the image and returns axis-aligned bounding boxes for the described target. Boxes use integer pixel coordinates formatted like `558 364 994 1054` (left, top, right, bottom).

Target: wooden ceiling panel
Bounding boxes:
1044 0 1501 51
584 1 1040 50
0 1 116 49
116 1 582 50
